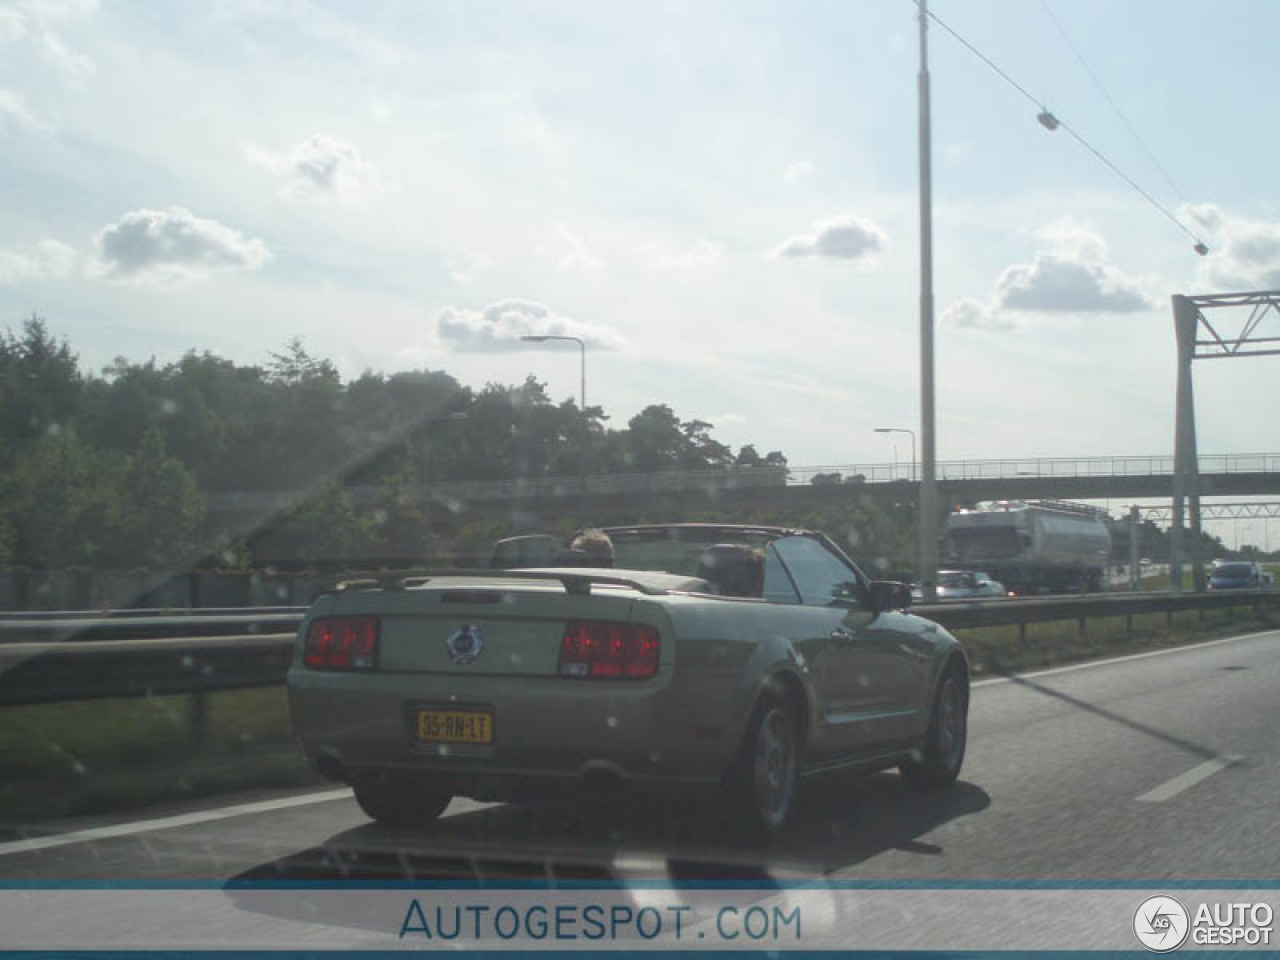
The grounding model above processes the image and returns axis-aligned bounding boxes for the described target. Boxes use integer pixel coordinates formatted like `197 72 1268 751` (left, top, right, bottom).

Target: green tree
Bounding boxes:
101 426 206 569
274 481 379 568
4 427 114 568
0 314 83 460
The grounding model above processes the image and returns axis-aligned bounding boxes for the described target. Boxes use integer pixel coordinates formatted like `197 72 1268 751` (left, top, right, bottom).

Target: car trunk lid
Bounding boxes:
321 575 661 677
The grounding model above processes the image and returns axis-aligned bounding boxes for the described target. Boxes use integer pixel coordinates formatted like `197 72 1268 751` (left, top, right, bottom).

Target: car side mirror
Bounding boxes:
867 580 912 613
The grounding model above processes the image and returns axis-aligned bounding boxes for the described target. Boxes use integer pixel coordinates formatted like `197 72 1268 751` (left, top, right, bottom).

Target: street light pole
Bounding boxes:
520 335 586 411
917 0 939 603
874 427 917 482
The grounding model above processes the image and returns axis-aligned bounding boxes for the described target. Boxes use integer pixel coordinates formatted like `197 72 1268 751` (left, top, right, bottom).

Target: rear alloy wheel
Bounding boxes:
353 772 452 827
900 668 968 789
729 693 801 837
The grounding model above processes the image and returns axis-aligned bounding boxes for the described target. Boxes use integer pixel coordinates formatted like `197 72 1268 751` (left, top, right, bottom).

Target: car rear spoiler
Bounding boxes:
322 569 681 598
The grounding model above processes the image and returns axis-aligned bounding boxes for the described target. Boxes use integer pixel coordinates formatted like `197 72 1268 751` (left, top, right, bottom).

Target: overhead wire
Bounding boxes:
1037 0 1189 206
923 5 1207 254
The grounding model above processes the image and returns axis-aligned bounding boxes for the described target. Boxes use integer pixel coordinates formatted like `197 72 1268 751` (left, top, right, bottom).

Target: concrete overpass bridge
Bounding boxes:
211 453 1280 548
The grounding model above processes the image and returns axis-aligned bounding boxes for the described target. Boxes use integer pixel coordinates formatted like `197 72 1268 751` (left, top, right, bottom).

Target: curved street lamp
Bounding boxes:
874 427 917 482
521 335 586 411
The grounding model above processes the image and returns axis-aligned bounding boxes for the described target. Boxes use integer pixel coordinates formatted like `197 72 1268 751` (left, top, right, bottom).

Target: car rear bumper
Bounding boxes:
287 666 741 790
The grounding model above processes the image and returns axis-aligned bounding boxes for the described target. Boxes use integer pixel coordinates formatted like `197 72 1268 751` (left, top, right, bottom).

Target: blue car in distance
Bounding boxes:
1208 561 1265 590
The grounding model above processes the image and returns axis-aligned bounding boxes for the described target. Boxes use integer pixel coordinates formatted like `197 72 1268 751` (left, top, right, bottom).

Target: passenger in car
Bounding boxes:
696 544 765 598
568 528 615 568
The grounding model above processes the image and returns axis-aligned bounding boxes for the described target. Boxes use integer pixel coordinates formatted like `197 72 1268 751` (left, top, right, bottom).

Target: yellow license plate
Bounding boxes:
415 709 494 744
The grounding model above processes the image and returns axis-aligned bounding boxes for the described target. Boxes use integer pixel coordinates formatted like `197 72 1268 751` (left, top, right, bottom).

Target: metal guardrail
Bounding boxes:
1 591 1276 708
918 588 1278 630
0 606 304 622
0 633 296 707
0 612 304 646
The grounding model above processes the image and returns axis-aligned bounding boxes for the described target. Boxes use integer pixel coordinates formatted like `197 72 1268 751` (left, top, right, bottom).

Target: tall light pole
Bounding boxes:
521 335 586 411
917 0 939 602
874 427 917 482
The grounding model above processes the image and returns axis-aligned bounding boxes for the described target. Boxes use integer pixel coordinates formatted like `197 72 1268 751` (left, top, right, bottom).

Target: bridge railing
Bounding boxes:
787 453 1280 485
203 454 1280 511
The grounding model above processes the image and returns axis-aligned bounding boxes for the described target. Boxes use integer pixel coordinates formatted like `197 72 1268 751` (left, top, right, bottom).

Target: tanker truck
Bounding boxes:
941 499 1112 594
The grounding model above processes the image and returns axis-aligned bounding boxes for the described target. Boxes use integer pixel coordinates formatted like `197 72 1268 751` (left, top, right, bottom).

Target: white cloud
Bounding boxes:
637 239 722 269
700 412 744 427
772 214 886 262
0 238 76 283
0 88 51 133
0 1 96 85
39 30 94 84
784 160 812 182
0 6 27 42
435 299 625 353
941 297 1018 332
993 220 1150 313
18 0 100 23
995 254 1150 313
447 252 492 284
1180 203 1280 290
1182 202 1225 235
246 134 381 202
945 220 1152 331
91 207 270 282
536 223 604 270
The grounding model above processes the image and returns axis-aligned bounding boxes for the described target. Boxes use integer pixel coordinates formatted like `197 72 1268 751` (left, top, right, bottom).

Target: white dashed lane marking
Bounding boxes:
1135 755 1244 804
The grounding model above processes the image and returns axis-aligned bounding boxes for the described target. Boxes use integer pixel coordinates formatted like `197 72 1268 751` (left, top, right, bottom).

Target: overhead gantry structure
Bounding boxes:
1170 290 1280 591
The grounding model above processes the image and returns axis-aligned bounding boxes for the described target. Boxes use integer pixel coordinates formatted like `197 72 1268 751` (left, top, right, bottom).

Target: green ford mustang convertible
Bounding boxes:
287 523 970 836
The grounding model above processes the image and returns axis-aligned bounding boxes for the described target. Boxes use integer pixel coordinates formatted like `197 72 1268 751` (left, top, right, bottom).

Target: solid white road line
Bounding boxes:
1135 755 1244 804
0 788 352 858
972 629 1280 689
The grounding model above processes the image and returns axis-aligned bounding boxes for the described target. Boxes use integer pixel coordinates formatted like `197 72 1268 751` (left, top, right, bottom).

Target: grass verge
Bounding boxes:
0 687 321 830
961 604 1280 676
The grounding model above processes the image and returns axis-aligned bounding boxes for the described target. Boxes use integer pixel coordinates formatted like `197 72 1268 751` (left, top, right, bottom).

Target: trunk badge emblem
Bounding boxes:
447 624 484 663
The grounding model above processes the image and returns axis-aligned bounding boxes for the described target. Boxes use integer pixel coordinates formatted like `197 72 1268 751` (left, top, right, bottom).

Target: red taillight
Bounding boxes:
305 616 379 671
559 621 660 680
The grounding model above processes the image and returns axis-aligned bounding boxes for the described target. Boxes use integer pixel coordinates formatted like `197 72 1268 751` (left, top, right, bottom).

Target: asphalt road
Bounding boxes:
2 628 1278 883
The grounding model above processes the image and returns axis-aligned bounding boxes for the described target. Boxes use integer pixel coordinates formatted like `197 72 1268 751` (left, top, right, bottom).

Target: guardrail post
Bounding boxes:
1018 621 1028 648
1078 615 1086 639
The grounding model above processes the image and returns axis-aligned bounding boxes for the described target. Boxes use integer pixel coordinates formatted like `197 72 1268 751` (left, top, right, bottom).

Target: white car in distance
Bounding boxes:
911 570 1007 600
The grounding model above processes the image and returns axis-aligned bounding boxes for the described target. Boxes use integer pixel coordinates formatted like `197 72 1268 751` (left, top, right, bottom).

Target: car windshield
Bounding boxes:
1212 563 1254 578
604 526 782 577
943 529 1020 561
3 1 1280 950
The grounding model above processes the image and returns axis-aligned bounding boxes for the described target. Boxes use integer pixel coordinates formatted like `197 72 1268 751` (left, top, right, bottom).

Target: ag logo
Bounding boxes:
446 624 484 664
1134 895 1190 952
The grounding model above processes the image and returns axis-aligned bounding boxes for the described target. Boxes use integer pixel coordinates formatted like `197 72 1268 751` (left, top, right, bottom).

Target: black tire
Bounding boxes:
353 771 452 827
726 690 802 838
900 665 968 789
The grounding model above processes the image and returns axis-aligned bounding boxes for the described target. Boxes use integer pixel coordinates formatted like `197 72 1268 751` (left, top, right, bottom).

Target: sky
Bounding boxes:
2 0 1279 546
